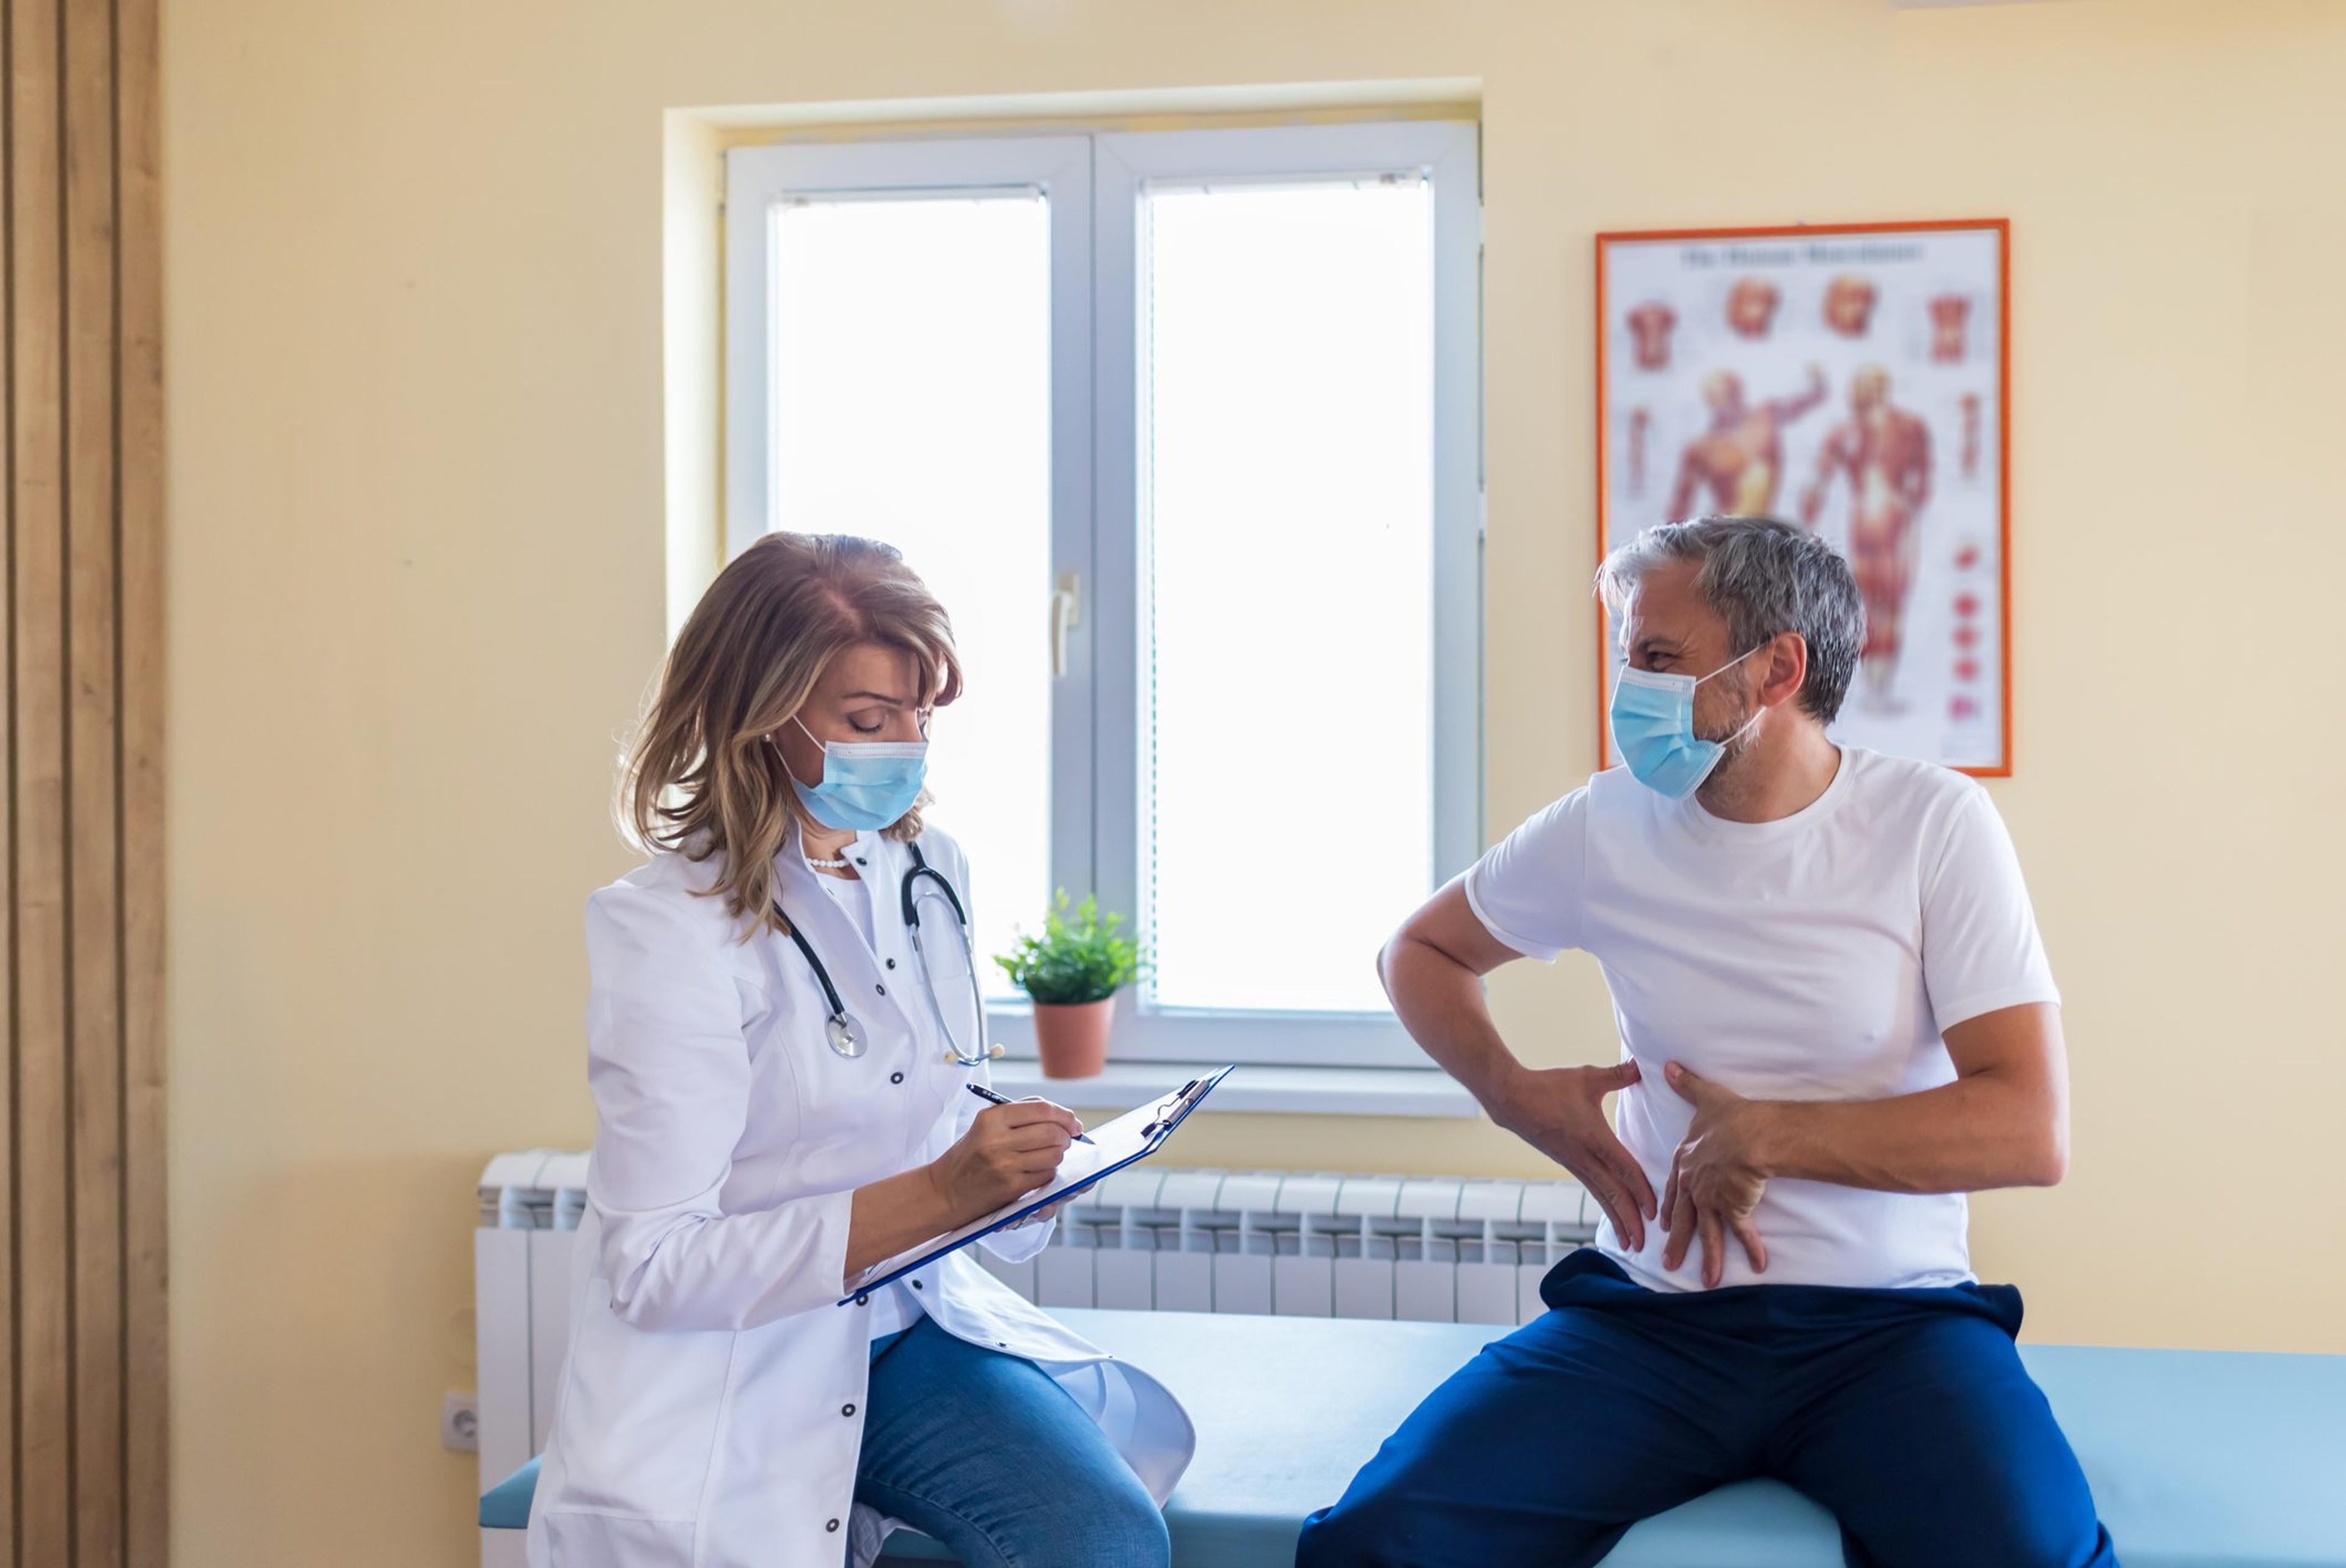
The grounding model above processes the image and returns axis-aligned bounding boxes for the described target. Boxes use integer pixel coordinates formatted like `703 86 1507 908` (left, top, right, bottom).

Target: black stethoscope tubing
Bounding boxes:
772 841 980 1063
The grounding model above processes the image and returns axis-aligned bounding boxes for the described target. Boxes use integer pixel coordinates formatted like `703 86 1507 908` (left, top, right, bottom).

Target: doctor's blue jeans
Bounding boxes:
855 1316 1170 1568
1297 1249 2118 1568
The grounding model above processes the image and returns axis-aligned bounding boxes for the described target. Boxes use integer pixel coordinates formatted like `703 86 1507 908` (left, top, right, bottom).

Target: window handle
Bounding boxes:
1050 572 1080 677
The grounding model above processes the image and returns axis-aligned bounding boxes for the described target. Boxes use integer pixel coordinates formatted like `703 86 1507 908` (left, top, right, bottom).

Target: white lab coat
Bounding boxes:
525 823 1194 1568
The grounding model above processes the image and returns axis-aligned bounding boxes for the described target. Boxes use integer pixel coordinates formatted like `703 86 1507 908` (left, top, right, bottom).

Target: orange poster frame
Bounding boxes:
1593 218 2013 778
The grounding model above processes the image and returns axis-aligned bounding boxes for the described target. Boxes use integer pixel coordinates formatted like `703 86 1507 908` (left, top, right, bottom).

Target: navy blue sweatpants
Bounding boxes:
1296 1250 2118 1568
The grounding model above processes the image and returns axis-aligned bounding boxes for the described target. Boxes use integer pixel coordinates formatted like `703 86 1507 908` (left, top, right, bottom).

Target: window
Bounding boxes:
728 120 1480 1065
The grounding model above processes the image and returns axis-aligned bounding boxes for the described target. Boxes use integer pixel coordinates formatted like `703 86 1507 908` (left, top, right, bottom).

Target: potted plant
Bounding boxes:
994 891 1146 1079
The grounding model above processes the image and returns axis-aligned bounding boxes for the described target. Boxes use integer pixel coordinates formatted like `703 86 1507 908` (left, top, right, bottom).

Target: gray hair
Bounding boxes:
1596 516 1863 724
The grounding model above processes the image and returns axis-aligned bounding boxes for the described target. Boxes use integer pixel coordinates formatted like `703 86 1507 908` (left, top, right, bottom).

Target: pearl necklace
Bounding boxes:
805 851 851 870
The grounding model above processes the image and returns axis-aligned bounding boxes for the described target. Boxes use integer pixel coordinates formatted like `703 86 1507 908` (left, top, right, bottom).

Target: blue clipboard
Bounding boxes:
839 1065 1235 1306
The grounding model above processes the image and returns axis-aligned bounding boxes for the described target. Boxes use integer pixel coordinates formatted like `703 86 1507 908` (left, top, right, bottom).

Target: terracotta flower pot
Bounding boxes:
1032 997 1114 1079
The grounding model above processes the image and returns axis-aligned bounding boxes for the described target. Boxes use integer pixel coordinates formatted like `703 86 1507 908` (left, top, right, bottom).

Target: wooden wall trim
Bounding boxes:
115 0 165 1557
12 3 78 1561
5 1 165 1563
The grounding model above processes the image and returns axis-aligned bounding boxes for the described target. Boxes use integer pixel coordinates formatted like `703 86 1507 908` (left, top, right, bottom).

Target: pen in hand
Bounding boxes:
966 1082 1094 1144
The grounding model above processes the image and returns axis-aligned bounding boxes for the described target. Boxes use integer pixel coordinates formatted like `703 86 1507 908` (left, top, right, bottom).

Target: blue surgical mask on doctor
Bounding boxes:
1609 643 1769 800
787 713 928 832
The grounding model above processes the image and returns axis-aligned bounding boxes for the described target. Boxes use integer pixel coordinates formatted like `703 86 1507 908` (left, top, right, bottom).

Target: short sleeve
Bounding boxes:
1920 787 2061 1030
1461 789 1590 962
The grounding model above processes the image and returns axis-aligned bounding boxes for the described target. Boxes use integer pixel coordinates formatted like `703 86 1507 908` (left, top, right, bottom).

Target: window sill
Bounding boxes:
988 1059 1483 1118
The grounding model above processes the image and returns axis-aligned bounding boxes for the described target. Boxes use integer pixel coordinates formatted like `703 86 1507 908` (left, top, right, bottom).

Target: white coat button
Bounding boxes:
875 983 887 996
910 1280 923 1291
890 1071 904 1084
885 958 897 969
855 856 868 866
842 1402 856 1417
826 1519 840 1532
854 1293 869 1305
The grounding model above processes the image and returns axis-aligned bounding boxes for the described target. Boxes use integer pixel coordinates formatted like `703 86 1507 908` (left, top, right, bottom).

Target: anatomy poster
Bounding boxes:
1597 221 2010 775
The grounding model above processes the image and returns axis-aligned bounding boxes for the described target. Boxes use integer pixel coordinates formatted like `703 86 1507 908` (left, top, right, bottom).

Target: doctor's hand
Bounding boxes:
1491 1061 1657 1252
1659 1062 1770 1289
927 1101 1085 1225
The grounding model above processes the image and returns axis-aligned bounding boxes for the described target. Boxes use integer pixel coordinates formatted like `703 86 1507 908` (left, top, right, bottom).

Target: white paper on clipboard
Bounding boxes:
839 1065 1233 1305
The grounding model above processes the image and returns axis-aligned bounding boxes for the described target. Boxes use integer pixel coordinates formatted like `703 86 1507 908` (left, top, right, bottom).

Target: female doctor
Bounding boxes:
527 533 1193 1568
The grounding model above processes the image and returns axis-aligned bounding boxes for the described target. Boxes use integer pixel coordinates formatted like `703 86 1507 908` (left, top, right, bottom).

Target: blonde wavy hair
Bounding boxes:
621 532 965 936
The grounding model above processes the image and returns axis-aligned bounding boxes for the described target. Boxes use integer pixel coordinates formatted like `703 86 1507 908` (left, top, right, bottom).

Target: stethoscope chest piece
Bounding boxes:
825 1013 864 1059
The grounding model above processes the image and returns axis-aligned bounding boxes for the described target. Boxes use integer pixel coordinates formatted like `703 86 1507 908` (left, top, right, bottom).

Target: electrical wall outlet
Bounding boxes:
442 1391 480 1452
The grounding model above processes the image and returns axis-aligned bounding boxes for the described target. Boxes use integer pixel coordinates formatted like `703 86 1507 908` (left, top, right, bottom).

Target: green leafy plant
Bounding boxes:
993 890 1147 1006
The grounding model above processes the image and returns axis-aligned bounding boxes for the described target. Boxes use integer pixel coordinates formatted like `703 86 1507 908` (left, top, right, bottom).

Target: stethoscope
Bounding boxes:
772 840 1005 1068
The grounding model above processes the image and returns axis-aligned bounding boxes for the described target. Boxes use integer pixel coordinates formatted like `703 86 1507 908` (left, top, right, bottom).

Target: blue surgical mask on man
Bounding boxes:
786 713 928 832
1609 644 1768 800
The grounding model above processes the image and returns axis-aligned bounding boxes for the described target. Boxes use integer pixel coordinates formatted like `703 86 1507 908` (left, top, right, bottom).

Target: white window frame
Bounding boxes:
725 119 1481 1070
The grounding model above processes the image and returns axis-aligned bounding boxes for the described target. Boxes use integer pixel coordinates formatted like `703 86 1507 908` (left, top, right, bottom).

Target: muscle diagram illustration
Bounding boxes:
1727 277 1781 339
1929 293 1971 364
1800 366 1934 712
1628 407 1651 497
1823 274 1877 338
1627 301 1677 371
1668 366 1827 520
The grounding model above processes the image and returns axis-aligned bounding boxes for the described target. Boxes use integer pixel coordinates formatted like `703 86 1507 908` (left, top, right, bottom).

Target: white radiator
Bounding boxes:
473 1151 1598 1562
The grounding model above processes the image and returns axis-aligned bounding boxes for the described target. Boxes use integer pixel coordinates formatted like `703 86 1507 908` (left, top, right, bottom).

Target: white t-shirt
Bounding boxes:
815 863 879 949
814 861 925 1338
1463 746 2059 1293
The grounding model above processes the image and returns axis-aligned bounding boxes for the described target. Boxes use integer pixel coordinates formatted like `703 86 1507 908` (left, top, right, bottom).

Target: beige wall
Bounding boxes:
165 1 2346 1563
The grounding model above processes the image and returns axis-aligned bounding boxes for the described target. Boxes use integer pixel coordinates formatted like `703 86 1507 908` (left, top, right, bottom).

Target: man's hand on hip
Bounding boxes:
1491 1061 1657 1252
1660 1061 1771 1288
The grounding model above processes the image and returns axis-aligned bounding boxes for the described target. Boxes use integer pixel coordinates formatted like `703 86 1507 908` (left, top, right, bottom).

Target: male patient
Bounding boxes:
1299 517 2115 1568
